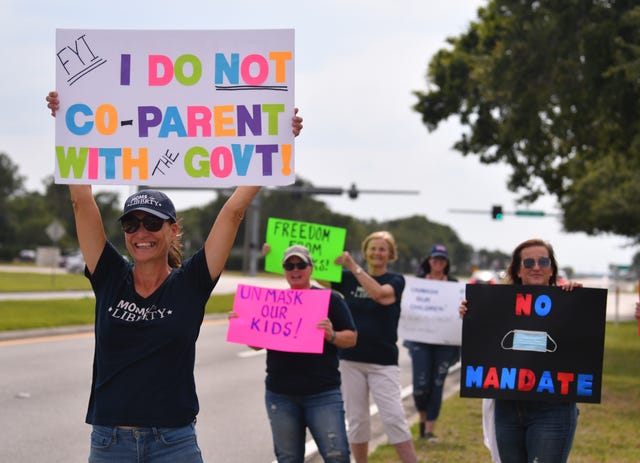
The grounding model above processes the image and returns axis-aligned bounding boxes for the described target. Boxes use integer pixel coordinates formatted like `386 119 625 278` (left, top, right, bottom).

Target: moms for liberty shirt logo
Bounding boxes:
108 298 174 322
352 286 370 299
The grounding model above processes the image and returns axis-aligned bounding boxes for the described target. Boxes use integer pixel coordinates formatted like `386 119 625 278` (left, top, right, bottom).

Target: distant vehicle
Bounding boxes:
469 269 500 285
64 252 86 273
557 269 568 286
18 249 36 262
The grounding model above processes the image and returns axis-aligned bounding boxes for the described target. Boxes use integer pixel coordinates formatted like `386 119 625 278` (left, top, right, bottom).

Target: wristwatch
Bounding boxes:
330 330 337 343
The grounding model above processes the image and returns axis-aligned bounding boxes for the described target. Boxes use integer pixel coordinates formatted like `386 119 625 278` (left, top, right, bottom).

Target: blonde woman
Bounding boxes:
332 231 417 463
460 239 582 463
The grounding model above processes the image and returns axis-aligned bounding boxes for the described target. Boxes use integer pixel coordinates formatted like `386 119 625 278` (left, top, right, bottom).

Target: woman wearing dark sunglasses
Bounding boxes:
246 245 357 462
461 238 582 463
46 91 303 462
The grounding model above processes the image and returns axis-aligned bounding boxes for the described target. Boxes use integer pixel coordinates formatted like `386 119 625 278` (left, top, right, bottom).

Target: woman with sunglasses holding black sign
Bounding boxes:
46 91 302 462
460 238 582 463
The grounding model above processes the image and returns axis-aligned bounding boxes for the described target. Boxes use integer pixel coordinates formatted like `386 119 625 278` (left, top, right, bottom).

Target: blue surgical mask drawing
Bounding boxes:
501 329 557 353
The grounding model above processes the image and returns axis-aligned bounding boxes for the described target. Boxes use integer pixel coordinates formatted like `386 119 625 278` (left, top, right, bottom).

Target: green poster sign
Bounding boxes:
265 217 346 282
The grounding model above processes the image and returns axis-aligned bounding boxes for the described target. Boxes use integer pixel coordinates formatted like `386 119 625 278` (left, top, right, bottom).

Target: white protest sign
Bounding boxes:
399 276 465 345
54 29 295 187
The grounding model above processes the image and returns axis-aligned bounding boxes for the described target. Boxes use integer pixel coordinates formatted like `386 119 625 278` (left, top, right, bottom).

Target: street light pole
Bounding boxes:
247 192 261 277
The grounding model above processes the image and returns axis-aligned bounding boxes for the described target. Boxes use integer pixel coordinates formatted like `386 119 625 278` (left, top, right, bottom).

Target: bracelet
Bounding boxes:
355 267 363 275
330 330 337 343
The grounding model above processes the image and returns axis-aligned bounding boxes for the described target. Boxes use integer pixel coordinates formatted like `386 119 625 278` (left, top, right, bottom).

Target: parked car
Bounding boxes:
557 269 568 286
469 269 500 285
17 249 36 262
64 252 86 273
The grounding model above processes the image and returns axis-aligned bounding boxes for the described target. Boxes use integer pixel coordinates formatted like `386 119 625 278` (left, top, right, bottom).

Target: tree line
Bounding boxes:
0 152 513 277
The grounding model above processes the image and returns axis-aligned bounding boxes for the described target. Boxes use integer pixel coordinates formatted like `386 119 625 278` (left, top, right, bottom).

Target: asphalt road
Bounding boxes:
0 320 421 463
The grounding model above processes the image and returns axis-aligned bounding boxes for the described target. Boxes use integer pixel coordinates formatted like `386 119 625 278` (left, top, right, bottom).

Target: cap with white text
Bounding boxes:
118 189 177 222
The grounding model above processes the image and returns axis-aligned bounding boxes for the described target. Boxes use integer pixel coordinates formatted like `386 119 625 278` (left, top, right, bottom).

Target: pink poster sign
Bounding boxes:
226 284 331 353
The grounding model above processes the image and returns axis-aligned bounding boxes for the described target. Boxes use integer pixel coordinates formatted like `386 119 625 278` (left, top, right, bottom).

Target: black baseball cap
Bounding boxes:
118 189 177 222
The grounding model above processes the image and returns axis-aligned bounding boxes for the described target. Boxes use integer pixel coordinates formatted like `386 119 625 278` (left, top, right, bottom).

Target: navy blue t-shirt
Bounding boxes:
265 288 356 395
85 242 216 427
332 271 405 366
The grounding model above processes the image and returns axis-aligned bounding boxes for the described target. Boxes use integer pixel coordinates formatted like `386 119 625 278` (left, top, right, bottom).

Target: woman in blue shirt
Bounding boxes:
332 231 417 463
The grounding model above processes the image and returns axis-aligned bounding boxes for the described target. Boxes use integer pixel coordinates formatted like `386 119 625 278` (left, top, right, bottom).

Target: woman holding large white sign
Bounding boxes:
403 244 460 442
46 91 302 463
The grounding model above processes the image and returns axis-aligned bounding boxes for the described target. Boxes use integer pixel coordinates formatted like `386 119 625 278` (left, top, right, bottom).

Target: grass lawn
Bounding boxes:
369 321 640 462
0 294 236 331
0 271 92 292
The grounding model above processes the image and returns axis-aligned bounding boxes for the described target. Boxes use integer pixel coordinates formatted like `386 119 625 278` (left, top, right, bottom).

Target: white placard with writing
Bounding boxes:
399 276 465 345
54 28 295 187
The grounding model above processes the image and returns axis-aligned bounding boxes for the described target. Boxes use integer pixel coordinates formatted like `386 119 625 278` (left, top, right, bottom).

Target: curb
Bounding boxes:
0 313 228 342
304 365 461 462
0 324 94 341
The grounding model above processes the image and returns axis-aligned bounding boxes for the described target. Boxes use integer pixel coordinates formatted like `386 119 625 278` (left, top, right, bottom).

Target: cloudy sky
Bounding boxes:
2 0 636 274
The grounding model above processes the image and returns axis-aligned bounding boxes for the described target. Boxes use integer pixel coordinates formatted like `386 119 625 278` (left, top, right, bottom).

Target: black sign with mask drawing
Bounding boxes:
460 284 607 403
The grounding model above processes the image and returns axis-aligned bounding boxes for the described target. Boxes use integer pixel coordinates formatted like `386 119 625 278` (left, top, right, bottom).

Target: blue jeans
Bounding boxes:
494 400 579 463
405 341 459 420
265 388 350 463
88 421 203 463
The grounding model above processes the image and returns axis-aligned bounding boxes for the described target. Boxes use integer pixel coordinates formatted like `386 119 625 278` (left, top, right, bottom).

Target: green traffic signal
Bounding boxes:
491 205 503 220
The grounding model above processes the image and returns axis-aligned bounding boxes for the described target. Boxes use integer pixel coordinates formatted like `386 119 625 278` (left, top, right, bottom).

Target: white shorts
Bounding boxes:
339 359 412 444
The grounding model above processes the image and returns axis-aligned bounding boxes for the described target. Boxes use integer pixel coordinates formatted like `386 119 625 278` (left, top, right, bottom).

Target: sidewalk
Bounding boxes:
304 366 461 463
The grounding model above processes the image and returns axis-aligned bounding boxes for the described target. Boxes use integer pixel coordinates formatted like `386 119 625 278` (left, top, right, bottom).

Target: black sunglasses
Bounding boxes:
121 214 167 234
522 257 551 269
283 261 309 271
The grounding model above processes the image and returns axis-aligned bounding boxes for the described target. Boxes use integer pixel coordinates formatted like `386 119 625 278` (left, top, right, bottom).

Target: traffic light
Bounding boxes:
491 205 503 220
348 183 359 199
